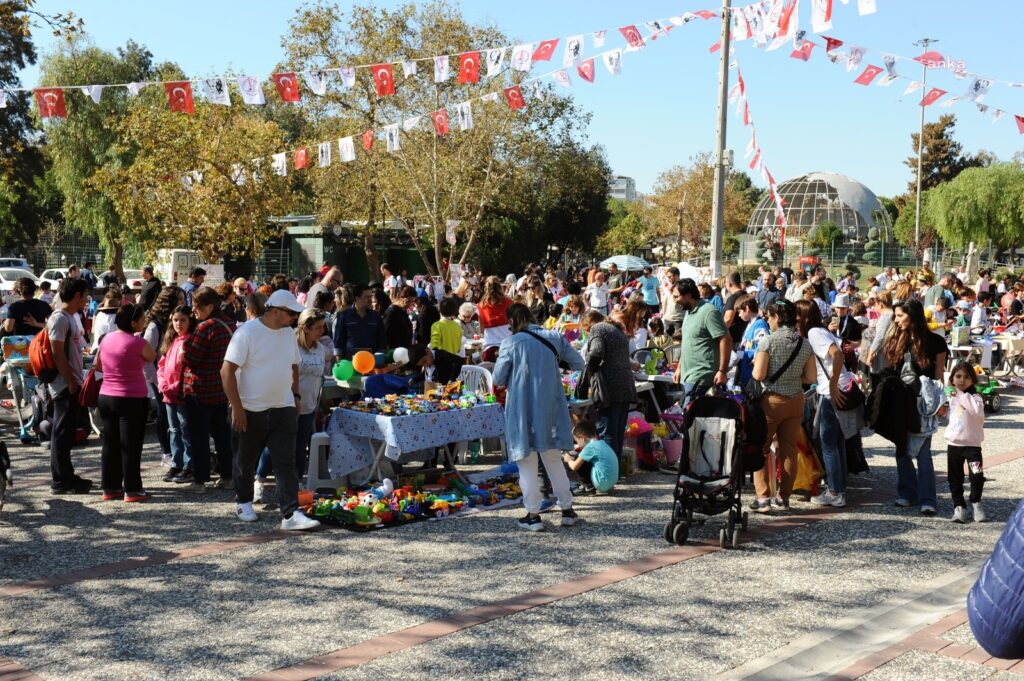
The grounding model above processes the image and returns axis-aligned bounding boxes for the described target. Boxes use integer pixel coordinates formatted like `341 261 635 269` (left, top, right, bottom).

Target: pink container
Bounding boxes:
662 438 683 467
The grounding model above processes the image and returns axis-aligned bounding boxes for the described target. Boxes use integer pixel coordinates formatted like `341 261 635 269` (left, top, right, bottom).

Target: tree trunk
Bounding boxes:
432 221 446 279
110 238 125 283
364 185 380 279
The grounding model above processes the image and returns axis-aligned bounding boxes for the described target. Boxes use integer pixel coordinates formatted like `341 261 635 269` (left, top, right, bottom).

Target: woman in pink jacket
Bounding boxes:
158 306 195 486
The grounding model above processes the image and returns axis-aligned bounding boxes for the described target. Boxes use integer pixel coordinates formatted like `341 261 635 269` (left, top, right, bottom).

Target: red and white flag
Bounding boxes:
745 131 758 157
458 52 480 84
619 25 646 49
504 85 526 110
853 65 883 85
592 30 606 48
271 73 301 102
532 39 559 61
903 81 924 96
790 42 815 62
563 35 584 67
34 88 67 118
749 149 761 171
602 50 622 76
338 136 356 162
919 88 947 107
362 130 374 151
164 82 195 114
964 76 992 103
486 48 505 77
913 51 945 68
1015 114 1024 134
695 10 717 19
431 109 450 136
742 101 752 126
552 70 572 88
434 55 450 82
709 41 721 53
511 44 533 72
577 59 596 83
236 76 265 104
768 0 798 51
846 45 866 72
824 36 843 52
294 148 308 170
371 64 395 97
303 70 328 96
811 0 832 33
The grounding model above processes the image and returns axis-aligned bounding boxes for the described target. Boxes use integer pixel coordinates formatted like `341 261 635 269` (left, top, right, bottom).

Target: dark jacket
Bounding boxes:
865 373 918 458
583 322 637 405
415 303 440 346
406 348 463 393
138 277 163 310
382 304 413 350
969 497 1024 658
332 306 386 359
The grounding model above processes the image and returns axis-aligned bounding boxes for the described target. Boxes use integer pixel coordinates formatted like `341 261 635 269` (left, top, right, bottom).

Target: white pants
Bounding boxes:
517 449 573 514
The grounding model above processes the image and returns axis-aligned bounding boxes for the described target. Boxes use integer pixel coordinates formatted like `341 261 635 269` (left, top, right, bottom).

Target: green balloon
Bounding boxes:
333 359 355 381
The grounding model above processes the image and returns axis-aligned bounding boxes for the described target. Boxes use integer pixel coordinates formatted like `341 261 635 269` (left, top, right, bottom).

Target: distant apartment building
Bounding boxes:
609 175 637 202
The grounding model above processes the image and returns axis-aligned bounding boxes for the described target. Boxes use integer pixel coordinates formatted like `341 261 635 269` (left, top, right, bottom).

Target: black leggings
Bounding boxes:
98 394 149 494
947 445 985 507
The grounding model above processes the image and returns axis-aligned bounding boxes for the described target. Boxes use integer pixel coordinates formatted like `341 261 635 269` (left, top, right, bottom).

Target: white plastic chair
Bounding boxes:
307 432 348 492
459 364 493 394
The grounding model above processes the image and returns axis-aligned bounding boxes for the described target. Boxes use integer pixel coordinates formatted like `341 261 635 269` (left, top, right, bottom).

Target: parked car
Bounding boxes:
123 269 144 292
38 267 70 289
0 258 31 270
0 268 39 304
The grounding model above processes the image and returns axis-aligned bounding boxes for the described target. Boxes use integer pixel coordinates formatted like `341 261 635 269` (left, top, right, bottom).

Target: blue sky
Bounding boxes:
17 0 1024 198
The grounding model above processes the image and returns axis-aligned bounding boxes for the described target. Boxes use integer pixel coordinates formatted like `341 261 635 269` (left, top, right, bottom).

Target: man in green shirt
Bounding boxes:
671 278 732 409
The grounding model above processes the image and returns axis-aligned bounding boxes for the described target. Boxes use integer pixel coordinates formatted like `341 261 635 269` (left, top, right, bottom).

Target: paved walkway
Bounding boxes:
2 392 1024 680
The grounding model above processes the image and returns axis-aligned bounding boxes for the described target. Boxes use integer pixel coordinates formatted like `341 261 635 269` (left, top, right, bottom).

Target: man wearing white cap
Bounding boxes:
829 293 862 371
221 289 320 531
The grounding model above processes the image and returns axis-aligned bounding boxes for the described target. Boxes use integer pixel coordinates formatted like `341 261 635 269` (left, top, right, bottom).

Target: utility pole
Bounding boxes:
913 37 937 262
709 0 732 278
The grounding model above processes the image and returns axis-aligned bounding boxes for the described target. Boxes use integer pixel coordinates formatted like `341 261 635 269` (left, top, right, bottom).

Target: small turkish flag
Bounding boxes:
824 36 843 52
790 42 815 62
503 85 525 110
458 51 480 84
362 130 374 151
431 109 450 136
749 149 761 170
695 10 717 19
271 73 301 102
1015 115 1024 134
709 41 721 53
913 51 945 68
371 63 395 97
164 82 195 114
619 26 646 49
778 0 798 35
853 65 883 85
919 87 947 107
532 39 559 61
34 88 67 118
577 59 596 83
294 148 308 169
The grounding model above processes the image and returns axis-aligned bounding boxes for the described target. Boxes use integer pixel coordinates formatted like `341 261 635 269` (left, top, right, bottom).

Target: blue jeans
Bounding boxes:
818 396 846 494
596 401 630 458
896 434 936 508
149 381 170 456
166 402 192 471
257 411 317 481
183 398 232 484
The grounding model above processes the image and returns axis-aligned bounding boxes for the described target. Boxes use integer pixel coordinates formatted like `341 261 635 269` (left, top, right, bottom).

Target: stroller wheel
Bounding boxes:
672 523 689 545
719 528 728 549
663 522 675 544
741 511 749 531
732 529 741 549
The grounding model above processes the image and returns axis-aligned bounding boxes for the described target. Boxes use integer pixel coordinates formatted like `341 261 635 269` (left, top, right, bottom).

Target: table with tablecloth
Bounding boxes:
326 402 506 480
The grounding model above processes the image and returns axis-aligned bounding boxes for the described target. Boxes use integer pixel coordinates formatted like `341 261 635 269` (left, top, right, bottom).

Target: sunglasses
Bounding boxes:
270 306 300 318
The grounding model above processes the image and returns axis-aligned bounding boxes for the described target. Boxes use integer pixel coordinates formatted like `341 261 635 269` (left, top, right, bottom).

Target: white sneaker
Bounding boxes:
253 480 265 504
951 506 966 524
281 509 320 531
236 502 257 522
972 503 987 523
160 454 173 468
811 490 846 507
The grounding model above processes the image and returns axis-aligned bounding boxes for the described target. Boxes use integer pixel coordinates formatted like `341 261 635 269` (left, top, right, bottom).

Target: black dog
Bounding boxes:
0 441 11 515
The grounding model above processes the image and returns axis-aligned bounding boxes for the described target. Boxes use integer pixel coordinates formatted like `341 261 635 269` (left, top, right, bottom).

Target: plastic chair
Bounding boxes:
307 432 348 492
662 344 681 365
459 364 493 395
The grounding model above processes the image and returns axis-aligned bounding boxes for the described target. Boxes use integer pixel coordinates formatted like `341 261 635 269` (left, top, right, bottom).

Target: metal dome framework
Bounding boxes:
747 172 893 242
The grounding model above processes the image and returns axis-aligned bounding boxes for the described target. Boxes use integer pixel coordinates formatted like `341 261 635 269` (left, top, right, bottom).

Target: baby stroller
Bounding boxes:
663 393 750 549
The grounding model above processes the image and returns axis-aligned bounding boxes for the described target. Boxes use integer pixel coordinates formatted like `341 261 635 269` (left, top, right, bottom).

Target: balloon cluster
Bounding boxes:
332 347 410 381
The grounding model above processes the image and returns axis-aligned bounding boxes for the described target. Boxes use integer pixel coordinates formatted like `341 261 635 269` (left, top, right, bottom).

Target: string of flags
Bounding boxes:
7 9 722 118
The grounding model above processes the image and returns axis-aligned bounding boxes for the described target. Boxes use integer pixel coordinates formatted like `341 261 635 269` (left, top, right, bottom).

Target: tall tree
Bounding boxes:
905 114 985 193
929 164 1024 262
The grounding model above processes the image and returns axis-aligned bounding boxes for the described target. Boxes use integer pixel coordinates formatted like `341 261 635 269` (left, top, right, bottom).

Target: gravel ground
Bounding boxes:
0 392 1022 680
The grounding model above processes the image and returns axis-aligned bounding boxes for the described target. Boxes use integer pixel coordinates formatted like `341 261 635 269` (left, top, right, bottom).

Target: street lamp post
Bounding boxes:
913 37 937 263
709 0 732 278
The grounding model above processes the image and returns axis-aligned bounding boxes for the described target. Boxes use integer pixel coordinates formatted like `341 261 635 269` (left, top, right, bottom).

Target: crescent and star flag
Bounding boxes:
1015 115 1024 134
303 70 328 96
372 64 396 96
385 124 400 152
458 52 480 84
340 67 356 88
434 55 450 82
201 78 230 105
919 88 947 107
824 36 843 52
511 44 533 72
964 77 992 103
164 81 195 114
318 142 331 167
237 76 266 105
602 50 622 76
338 136 356 162
486 48 505 77
431 109 450 136
811 0 832 33
913 51 944 68
294 148 308 170
564 35 584 66
854 65 883 85
552 69 572 87
34 88 67 118
271 73 301 102
533 39 559 61
456 102 473 130
503 85 525 110
272 152 287 176
577 59 596 83
80 85 103 104
592 30 606 48
846 46 866 72
858 0 877 15
402 60 417 79
362 130 374 151
619 26 646 49
790 42 815 61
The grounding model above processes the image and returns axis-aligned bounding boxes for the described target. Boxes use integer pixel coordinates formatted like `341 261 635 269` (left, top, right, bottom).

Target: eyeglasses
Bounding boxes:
269 307 300 318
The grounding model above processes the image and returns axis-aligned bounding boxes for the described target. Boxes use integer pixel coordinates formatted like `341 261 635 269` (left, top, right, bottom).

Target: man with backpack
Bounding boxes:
45 277 91 494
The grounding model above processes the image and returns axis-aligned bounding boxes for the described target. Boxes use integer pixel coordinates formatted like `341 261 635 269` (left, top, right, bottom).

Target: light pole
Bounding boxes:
709 0 732 278
913 37 937 261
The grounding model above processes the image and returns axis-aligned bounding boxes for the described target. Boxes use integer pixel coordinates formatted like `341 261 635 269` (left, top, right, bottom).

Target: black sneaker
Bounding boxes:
172 470 194 484
517 514 544 532
73 475 94 489
560 508 578 527
572 483 597 496
52 483 90 495
163 468 182 483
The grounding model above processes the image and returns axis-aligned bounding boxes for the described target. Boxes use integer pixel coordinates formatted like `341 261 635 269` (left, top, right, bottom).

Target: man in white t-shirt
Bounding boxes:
222 289 320 531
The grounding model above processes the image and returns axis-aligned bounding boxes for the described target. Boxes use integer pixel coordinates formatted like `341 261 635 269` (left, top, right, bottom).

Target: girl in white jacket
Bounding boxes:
945 362 987 524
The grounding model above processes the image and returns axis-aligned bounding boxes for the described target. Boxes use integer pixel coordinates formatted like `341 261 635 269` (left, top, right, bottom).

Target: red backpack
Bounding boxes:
28 313 71 382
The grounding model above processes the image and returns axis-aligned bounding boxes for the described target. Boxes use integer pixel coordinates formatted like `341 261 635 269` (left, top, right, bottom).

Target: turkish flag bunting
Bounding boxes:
431 109 450 136
913 51 945 68
743 102 751 126
619 26 646 49
854 65 884 85
532 39 559 61
778 0 798 35
164 82 195 114
749 149 761 170
695 10 717 19
503 85 525 110
294 148 308 170
790 42 815 62
709 41 721 53
824 36 844 52
34 87 67 118
362 130 374 151
371 63 395 97
271 73 301 102
919 87 947 107
1015 115 1024 134
577 59 596 83
458 51 480 84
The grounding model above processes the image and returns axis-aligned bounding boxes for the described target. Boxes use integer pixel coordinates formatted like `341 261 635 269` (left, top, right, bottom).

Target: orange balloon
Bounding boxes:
352 351 376 375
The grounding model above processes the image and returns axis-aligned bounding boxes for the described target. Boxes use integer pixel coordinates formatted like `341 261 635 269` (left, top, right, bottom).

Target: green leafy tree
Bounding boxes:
929 164 1024 263
596 211 650 256
806 219 844 250
893 192 937 254
905 114 987 193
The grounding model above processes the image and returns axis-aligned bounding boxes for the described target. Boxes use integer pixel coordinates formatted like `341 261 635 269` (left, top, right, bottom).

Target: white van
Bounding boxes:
154 249 224 287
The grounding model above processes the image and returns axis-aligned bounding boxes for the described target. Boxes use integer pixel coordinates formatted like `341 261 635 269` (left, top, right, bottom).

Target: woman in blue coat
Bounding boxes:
969 498 1024 658
493 303 584 532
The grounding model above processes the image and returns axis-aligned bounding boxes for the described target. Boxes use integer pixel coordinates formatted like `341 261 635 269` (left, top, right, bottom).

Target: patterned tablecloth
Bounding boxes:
326 403 506 477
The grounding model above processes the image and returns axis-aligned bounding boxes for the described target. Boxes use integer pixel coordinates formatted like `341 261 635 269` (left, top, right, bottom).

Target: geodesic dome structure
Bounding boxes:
746 172 893 243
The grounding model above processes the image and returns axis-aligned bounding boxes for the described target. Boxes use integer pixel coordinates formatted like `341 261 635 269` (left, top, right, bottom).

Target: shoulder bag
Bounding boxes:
743 336 804 404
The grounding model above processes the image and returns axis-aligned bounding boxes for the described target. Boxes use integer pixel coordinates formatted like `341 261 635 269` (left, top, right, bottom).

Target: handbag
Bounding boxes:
78 368 101 408
743 337 804 404
814 351 865 411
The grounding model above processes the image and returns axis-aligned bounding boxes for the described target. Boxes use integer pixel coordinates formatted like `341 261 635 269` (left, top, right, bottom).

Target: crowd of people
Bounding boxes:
4 255 1015 533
